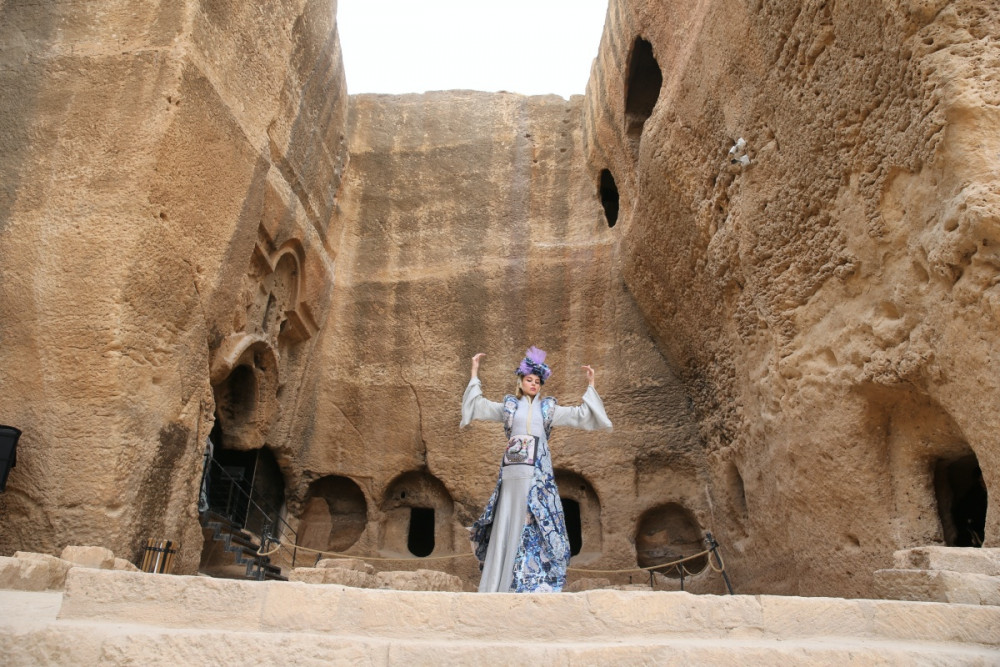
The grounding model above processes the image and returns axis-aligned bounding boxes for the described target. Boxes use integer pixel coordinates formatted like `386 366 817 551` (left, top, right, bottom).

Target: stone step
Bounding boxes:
4 621 1000 665
3 569 999 665
874 547 1000 606
893 547 1000 576
53 569 1000 646
874 568 1000 605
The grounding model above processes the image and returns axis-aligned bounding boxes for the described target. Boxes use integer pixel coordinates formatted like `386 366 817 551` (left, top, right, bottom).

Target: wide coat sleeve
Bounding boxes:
460 377 504 428
551 386 613 431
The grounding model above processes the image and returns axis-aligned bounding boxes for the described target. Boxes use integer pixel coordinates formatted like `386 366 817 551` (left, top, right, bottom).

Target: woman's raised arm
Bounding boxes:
551 365 612 431
460 353 504 427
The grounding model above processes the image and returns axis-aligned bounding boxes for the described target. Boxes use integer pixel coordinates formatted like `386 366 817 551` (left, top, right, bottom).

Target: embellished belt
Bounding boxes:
503 434 539 466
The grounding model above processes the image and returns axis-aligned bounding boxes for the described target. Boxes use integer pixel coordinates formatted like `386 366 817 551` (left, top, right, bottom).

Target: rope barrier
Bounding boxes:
566 548 712 575
259 540 476 562
258 538 714 575
253 533 733 593
708 547 725 573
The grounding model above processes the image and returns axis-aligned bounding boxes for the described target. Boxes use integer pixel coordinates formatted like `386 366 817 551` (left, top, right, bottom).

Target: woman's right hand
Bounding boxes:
471 353 486 379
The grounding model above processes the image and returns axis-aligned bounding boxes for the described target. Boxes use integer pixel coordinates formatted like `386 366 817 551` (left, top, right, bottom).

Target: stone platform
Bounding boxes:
2 568 999 665
875 547 1000 606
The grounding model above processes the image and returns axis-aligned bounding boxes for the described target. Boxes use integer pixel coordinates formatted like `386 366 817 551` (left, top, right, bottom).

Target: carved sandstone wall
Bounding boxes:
287 91 713 589
0 0 348 572
2 0 996 600
584 0 999 595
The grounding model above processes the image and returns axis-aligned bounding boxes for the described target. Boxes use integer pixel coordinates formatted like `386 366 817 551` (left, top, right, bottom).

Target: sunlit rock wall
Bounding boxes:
584 0 999 595
0 0 348 572
290 91 713 589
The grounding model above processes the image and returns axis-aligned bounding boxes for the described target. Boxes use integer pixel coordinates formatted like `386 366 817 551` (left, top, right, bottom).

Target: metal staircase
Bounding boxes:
198 456 297 581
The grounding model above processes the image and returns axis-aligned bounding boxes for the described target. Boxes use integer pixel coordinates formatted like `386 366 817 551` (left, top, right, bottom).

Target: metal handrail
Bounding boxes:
202 456 298 577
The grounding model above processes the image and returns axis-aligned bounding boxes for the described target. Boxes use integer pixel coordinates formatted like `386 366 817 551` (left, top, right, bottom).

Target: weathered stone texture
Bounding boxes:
0 0 348 572
4 568 999 665
288 90 711 590
1 0 997 603
583 0 999 596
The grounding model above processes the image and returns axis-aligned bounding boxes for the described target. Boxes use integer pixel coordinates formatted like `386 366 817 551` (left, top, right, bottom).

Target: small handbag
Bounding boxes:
503 434 539 466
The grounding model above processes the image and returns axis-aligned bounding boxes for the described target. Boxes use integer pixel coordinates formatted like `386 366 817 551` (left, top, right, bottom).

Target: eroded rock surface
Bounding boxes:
584 0 1000 595
292 91 706 590
0 0 348 572
0 0 996 600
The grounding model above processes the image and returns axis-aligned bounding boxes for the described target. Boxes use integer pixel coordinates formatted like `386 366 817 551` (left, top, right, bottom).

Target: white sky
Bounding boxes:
336 0 610 99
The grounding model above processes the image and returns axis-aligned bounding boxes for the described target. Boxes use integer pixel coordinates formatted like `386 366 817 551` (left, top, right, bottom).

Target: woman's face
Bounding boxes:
520 374 541 397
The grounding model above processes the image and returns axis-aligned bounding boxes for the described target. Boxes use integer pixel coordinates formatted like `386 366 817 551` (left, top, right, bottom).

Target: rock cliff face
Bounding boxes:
0 0 347 573
291 91 708 588
0 0 996 597
584 0 999 594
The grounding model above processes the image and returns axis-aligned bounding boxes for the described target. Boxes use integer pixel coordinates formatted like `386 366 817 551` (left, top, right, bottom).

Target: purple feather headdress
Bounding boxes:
515 346 552 384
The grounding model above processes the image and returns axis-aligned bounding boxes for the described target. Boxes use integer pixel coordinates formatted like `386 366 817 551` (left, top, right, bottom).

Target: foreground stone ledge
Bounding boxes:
53 568 1000 648
3 587 1000 666
288 563 463 591
60 570 267 631
4 621 999 667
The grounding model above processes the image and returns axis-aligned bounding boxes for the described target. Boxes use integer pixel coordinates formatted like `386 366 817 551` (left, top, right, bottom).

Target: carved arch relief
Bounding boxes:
248 237 318 346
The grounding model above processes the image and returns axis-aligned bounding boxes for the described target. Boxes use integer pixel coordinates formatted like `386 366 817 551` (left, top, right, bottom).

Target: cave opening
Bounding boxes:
635 503 707 578
218 364 257 425
205 443 285 537
562 498 582 556
624 36 662 140
299 475 368 553
935 454 987 547
600 169 619 227
408 507 435 557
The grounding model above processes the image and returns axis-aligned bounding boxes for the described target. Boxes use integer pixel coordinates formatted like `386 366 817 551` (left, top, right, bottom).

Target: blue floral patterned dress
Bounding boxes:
461 378 612 592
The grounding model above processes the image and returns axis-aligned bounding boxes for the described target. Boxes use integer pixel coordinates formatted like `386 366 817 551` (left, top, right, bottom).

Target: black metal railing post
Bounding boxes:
705 532 734 595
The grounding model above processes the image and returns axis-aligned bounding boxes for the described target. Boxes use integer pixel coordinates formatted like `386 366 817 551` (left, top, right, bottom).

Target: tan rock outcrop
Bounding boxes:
582 0 1000 595
0 553 72 591
289 565 375 588
374 569 464 592
0 0 348 573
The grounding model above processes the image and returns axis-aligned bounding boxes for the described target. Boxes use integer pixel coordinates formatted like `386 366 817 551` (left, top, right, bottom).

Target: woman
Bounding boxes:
461 346 612 592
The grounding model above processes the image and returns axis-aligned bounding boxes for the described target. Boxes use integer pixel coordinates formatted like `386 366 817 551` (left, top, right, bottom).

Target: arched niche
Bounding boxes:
635 503 707 578
859 383 989 548
210 336 279 451
624 36 663 144
554 470 602 559
380 470 454 558
248 238 317 345
298 475 368 554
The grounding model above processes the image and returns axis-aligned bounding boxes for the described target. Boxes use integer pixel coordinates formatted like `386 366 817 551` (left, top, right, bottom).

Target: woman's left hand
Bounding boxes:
581 365 595 387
